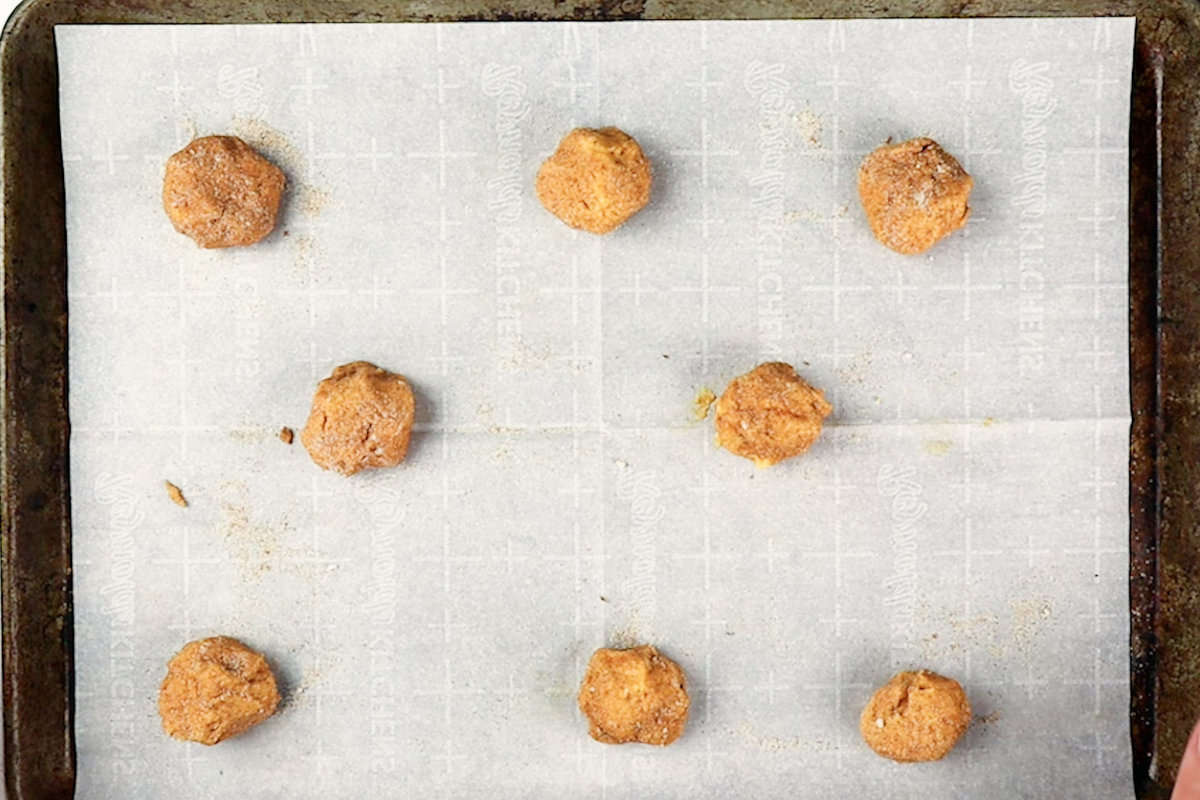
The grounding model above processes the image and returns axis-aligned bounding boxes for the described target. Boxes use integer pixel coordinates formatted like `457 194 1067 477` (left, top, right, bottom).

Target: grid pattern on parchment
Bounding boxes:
58 18 1132 799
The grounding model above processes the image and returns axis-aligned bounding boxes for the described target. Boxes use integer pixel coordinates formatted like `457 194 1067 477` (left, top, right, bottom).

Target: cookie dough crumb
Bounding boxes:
692 387 717 421
279 426 294 445
301 361 416 476
859 669 970 762
715 362 832 467
578 644 690 746
857 137 972 255
165 481 188 508
158 636 280 745
536 127 652 234
163 135 286 249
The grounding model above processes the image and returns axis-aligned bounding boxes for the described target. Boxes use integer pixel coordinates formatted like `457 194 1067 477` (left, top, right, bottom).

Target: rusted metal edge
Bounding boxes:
1127 37 1163 799
2 0 73 798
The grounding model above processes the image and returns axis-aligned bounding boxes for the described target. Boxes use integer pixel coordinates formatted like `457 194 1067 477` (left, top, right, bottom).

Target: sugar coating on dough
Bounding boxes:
578 645 690 746
163 135 286 249
715 362 832 467
158 636 280 745
301 361 416 476
857 137 972 255
536 127 651 234
859 670 971 762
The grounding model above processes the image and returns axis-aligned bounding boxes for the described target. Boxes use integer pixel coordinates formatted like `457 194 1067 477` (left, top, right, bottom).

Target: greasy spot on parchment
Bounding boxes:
692 388 717 421
923 439 953 456
228 425 275 444
794 108 822 148
735 721 836 754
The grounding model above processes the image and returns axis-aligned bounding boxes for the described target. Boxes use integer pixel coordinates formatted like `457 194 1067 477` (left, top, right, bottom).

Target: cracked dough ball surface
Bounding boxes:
158 636 280 745
163 135 286 248
536 127 651 234
858 137 972 255
715 362 832 467
301 361 415 476
578 645 690 746
860 670 971 762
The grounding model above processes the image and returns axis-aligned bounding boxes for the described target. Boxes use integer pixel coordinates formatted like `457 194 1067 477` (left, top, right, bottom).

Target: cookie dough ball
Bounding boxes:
301 361 416 476
857 137 973 255
860 670 971 762
536 127 651 234
158 636 280 745
715 362 832 467
578 645 690 746
163 135 286 248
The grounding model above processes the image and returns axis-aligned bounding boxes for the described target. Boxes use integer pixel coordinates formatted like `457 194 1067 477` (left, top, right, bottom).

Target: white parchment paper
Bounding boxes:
58 18 1134 798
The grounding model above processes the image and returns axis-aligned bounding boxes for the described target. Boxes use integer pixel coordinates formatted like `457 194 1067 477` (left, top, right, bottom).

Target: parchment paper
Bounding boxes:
57 18 1134 798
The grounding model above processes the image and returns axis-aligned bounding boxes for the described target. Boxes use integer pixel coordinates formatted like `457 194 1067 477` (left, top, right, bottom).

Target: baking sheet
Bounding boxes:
57 18 1134 798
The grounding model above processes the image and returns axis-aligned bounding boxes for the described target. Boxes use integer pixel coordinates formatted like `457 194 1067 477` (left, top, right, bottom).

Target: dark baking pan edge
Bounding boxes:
2 1 1195 798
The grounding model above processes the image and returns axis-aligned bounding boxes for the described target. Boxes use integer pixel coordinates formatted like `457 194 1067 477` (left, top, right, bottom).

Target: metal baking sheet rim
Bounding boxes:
1 1 1194 798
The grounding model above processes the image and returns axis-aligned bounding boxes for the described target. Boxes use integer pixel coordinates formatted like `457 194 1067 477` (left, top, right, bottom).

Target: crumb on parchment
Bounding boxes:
279 427 294 445
165 481 188 508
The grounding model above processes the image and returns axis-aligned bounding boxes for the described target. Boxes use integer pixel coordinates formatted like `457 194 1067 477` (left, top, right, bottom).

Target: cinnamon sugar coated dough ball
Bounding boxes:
301 361 416 476
157 636 280 745
860 670 971 762
858 137 973 255
536 127 652 234
578 645 690 746
715 362 833 467
163 135 285 248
